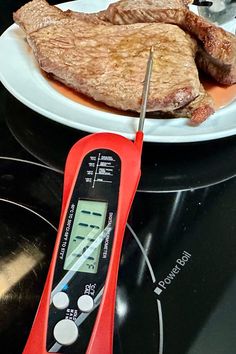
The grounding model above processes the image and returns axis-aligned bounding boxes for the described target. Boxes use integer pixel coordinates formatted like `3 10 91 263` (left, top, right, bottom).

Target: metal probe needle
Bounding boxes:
138 46 154 132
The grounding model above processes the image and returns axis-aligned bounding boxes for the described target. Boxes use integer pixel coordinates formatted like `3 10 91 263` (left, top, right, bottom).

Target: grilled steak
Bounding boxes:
102 0 236 84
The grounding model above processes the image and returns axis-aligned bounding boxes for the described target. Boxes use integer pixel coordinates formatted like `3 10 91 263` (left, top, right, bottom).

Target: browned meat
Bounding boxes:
184 11 236 84
101 0 188 26
170 84 215 123
196 46 236 85
102 0 236 85
151 84 215 123
185 11 236 67
14 0 217 122
13 0 110 34
26 21 200 113
64 10 111 26
13 0 68 34
188 90 215 125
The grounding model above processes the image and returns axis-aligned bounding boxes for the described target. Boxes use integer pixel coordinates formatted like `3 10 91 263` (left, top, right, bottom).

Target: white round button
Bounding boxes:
52 292 69 310
53 319 78 346
77 295 94 313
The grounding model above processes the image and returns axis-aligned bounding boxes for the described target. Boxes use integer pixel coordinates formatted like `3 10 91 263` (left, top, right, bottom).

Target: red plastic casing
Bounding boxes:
23 132 143 354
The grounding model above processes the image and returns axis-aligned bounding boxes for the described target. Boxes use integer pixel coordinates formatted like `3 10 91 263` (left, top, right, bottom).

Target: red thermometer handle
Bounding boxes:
22 132 142 354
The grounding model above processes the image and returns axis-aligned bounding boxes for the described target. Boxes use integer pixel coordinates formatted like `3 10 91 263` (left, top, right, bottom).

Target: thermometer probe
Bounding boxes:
23 47 154 354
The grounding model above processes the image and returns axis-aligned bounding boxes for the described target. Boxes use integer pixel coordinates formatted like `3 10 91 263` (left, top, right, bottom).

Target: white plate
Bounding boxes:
0 0 235 143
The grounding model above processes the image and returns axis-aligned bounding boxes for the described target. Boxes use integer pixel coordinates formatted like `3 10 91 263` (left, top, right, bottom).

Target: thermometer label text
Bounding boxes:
60 203 75 260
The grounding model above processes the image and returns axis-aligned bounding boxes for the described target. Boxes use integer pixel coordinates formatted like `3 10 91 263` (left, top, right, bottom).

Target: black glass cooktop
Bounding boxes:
1 2 236 354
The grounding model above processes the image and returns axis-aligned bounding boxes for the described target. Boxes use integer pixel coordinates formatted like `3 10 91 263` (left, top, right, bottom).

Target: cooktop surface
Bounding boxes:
0 2 236 354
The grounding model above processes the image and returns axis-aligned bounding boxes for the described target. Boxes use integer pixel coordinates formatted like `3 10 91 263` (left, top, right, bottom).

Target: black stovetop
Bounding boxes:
1 2 236 354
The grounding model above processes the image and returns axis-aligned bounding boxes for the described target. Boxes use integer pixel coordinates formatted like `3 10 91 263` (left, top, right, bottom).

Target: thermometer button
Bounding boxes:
77 295 94 313
52 292 69 310
53 319 78 346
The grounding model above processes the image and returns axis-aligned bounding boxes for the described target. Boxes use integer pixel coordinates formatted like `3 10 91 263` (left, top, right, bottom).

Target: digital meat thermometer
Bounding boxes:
23 47 154 354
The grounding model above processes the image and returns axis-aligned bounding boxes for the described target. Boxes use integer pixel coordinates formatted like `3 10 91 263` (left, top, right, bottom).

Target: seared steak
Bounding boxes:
64 10 111 26
101 0 188 25
13 0 68 34
102 0 236 84
13 0 110 33
27 21 200 113
155 84 215 124
14 0 216 122
196 46 236 85
184 11 236 84
180 84 215 125
185 11 236 67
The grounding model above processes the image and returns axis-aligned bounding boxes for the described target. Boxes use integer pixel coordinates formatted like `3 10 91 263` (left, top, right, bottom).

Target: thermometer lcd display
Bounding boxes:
63 200 108 274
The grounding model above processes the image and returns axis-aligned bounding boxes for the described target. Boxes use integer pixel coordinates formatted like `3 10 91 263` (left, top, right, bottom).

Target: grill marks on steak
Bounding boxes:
27 21 201 113
102 0 236 85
